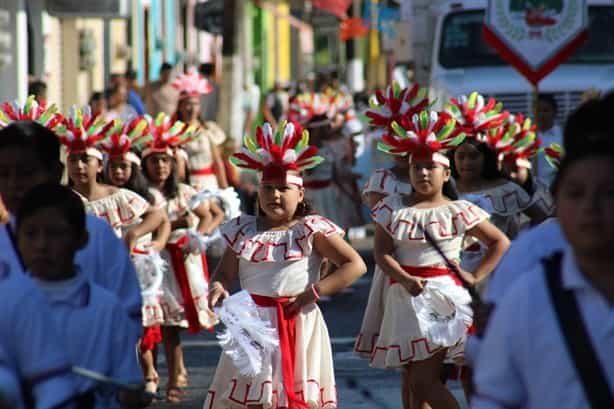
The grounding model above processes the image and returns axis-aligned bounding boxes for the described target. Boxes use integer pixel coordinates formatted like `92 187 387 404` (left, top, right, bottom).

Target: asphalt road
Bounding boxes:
151 247 468 409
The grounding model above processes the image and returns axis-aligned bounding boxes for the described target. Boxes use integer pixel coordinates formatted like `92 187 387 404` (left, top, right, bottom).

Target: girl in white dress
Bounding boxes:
139 113 224 403
58 109 171 395
100 117 172 394
172 70 229 190
355 82 428 409
205 122 367 409
288 93 343 226
445 94 549 274
369 109 509 409
493 114 555 228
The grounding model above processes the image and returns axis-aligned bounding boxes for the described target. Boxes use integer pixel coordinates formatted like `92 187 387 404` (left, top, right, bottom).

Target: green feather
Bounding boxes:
391 121 406 138
468 92 478 109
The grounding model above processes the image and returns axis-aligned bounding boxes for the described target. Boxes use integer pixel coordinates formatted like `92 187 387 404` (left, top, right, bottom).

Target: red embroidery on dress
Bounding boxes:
370 337 444 364
224 216 338 262
483 189 531 214
373 201 483 239
354 332 380 354
222 378 337 407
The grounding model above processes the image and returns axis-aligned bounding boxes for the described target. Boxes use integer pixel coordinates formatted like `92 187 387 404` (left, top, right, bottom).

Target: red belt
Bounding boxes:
166 235 211 334
250 294 308 409
191 166 215 176
303 180 331 189
390 265 461 286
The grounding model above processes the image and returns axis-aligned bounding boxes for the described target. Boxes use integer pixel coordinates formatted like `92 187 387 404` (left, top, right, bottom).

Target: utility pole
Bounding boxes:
218 0 244 142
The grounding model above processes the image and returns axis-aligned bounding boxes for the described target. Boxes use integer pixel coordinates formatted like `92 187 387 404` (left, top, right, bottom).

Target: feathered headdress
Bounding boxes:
55 106 114 160
378 110 465 167
0 95 63 129
99 117 149 165
140 113 196 158
490 114 541 168
365 82 430 137
445 92 509 141
230 121 323 186
171 69 213 98
544 143 564 169
287 93 334 127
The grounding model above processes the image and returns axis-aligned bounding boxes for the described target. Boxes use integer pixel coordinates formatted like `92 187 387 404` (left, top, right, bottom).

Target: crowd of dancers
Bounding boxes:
0 68 612 409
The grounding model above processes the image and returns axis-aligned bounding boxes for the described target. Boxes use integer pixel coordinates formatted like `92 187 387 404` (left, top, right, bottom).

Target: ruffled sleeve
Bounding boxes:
203 121 227 145
449 200 490 233
481 182 532 216
84 189 150 232
219 215 257 255
218 215 343 263
302 215 345 240
370 195 402 236
362 169 393 196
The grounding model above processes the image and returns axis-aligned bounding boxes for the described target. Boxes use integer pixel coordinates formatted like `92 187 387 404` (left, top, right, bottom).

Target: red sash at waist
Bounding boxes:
390 265 461 286
166 235 211 334
303 180 331 189
191 165 215 176
250 294 308 409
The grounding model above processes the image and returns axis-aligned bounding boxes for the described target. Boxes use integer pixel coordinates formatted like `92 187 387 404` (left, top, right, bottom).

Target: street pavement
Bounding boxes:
151 245 469 409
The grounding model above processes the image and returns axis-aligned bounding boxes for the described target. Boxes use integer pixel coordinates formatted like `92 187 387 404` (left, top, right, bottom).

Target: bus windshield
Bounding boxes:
439 6 614 68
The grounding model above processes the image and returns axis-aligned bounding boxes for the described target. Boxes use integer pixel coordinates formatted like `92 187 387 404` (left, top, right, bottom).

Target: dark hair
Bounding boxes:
105 85 122 99
449 139 503 181
538 93 558 113
142 154 180 199
109 73 123 81
16 183 86 236
160 62 173 72
89 91 105 104
125 70 137 80
104 159 155 204
563 94 614 151
0 122 60 170
199 63 215 77
28 80 47 96
443 177 459 200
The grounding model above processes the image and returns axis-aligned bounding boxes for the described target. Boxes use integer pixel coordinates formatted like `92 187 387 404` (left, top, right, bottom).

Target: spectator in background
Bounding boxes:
535 94 562 186
125 70 146 115
198 63 219 122
106 85 137 122
241 79 260 135
28 80 47 106
144 62 179 116
261 81 285 128
89 92 108 119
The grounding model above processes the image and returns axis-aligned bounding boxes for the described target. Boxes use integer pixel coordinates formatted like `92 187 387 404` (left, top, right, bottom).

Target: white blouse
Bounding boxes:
220 214 344 297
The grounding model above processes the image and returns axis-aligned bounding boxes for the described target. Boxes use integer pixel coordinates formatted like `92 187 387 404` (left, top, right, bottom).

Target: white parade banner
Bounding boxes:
483 0 588 85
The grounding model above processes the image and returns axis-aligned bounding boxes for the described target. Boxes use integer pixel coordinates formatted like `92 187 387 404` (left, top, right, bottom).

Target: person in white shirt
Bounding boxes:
535 94 562 186
0 261 78 409
472 111 614 409
15 183 146 409
0 121 142 339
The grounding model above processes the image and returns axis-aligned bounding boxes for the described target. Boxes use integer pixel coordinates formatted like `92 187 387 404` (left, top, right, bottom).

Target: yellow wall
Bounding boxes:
276 2 290 83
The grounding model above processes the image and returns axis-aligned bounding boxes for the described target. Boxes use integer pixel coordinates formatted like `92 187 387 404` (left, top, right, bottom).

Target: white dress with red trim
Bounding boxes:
204 214 343 409
361 168 412 200
460 181 532 275
303 146 341 227
75 188 164 327
152 184 216 331
369 195 488 368
185 124 226 191
354 170 412 359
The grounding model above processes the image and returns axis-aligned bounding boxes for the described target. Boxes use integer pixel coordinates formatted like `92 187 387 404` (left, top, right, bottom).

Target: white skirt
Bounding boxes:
354 266 389 359
204 303 337 409
370 276 472 368
159 248 216 329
